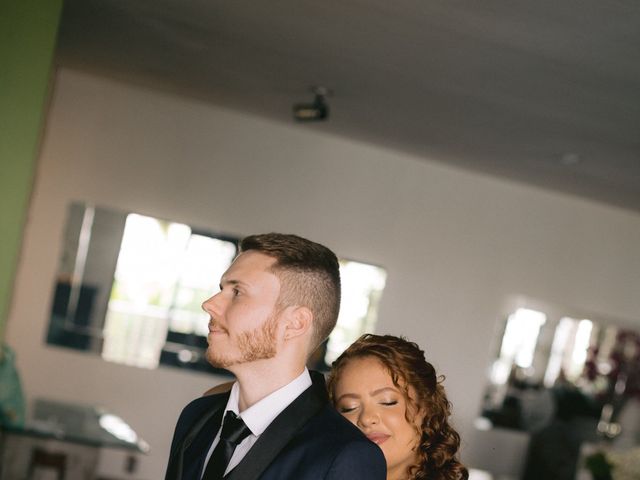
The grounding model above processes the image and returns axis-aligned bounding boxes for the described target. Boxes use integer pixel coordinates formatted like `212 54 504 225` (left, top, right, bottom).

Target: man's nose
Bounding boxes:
202 290 223 316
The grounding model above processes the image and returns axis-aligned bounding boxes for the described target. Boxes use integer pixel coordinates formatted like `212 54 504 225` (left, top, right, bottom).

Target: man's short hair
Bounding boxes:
239 233 341 352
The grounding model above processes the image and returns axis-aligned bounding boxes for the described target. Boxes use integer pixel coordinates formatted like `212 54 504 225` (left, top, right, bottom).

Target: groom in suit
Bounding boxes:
165 233 386 480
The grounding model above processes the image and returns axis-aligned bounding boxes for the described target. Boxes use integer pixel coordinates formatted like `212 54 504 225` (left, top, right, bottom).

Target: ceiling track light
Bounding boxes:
293 86 332 121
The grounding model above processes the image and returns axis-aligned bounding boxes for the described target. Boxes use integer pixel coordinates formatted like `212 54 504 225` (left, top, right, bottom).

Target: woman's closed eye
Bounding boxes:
380 400 398 406
338 404 359 414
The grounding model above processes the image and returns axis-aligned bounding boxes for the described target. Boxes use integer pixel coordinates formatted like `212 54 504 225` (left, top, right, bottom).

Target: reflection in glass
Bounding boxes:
48 202 388 375
479 303 640 480
490 308 546 386
325 261 387 364
170 234 237 336
544 317 595 387
101 214 236 368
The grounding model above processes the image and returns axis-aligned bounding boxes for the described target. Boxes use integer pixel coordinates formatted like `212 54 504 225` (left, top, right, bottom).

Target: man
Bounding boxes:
165 233 386 480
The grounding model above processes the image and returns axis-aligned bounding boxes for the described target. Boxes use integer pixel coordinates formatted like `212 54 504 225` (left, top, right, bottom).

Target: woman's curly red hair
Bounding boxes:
327 334 468 480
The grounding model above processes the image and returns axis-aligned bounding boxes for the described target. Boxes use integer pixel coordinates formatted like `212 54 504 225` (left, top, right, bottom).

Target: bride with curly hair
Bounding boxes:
328 334 468 480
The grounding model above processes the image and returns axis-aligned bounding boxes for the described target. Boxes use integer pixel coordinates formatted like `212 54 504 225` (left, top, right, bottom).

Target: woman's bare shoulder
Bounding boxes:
203 381 234 396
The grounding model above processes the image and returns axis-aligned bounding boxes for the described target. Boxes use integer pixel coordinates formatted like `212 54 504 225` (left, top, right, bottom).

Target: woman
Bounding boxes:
328 334 468 480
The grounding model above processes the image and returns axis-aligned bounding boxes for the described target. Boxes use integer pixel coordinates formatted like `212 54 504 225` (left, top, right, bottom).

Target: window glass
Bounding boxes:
324 261 387 365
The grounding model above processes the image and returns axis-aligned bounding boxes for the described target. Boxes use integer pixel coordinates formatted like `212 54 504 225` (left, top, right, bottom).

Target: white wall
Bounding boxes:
7 68 640 479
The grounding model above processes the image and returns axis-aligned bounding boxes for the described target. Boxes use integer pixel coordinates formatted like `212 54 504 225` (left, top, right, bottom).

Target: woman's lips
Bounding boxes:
366 433 390 445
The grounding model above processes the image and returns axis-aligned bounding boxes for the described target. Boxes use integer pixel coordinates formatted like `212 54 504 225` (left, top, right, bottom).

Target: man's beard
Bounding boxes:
206 313 279 369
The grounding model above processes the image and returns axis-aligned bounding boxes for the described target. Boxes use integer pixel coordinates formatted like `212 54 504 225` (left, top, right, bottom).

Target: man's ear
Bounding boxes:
283 306 313 341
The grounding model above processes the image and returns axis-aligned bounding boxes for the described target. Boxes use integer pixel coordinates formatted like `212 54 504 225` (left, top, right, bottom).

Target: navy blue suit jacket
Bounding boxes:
165 372 386 480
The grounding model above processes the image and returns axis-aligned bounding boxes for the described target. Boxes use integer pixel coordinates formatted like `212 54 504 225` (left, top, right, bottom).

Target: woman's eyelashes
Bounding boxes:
377 393 400 406
338 398 398 413
338 404 358 414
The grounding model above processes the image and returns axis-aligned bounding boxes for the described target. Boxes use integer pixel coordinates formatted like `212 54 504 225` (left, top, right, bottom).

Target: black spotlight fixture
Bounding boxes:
293 86 331 121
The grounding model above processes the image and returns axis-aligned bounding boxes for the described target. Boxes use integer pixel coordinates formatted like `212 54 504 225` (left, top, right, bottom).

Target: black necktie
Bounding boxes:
203 411 252 480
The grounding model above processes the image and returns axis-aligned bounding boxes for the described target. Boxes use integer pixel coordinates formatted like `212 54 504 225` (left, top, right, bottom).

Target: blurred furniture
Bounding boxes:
28 448 67 479
468 468 494 480
465 425 530 480
0 398 148 480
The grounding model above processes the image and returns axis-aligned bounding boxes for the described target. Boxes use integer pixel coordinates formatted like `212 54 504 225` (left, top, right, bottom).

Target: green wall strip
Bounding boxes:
0 0 63 340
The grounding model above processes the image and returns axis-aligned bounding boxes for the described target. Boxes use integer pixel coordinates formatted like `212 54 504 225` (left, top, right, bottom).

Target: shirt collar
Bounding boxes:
223 368 312 436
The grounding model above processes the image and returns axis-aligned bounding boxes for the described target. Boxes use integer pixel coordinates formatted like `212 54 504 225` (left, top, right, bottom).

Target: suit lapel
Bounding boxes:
225 373 327 480
167 393 229 480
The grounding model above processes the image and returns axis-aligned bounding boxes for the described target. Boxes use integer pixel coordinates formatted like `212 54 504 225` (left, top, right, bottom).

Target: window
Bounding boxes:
325 260 387 364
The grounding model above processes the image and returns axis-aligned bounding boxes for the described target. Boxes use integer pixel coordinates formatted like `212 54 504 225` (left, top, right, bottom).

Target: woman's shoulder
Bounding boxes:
203 381 234 396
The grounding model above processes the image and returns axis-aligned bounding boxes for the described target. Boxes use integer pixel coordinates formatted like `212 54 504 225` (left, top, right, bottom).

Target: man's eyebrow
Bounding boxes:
219 279 244 288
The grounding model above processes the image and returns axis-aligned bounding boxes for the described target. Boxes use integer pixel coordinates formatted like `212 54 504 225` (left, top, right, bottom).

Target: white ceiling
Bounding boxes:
56 0 640 212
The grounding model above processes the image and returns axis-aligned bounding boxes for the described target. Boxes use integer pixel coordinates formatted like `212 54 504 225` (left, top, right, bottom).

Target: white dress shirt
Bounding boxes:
201 368 312 478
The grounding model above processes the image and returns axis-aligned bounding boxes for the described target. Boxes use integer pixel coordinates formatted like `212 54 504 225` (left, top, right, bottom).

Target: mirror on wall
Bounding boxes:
47 203 239 375
478 302 640 478
47 202 388 375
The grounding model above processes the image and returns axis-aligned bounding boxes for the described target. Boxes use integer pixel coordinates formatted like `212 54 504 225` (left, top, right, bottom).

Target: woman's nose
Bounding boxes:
357 406 379 428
